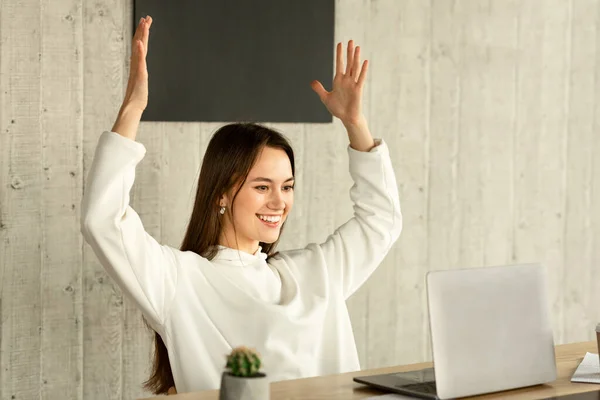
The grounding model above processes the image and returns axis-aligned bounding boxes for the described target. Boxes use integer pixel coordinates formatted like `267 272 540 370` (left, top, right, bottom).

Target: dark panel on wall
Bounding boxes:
134 0 335 123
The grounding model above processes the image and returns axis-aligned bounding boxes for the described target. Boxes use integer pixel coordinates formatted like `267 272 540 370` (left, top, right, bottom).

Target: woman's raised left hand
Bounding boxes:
311 40 368 126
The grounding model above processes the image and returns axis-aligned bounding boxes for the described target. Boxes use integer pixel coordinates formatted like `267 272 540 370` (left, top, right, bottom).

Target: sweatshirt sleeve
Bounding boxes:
80 131 178 330
283 139 402 300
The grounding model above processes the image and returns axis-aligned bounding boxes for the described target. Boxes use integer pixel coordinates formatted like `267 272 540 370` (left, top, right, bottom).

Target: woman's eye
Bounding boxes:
255 184 294 192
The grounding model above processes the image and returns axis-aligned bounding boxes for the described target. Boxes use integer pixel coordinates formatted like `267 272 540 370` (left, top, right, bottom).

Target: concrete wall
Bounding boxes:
1 0 599 398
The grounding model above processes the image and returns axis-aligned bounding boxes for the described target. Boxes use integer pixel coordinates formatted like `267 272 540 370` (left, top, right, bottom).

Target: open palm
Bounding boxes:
124 16 152 111
311 40 368 125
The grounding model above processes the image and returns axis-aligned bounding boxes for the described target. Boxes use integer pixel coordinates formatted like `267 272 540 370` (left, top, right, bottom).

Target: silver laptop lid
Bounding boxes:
427 263 557 399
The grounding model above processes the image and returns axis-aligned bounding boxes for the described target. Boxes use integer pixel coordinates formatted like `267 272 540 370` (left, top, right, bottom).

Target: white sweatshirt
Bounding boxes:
81 131 402 393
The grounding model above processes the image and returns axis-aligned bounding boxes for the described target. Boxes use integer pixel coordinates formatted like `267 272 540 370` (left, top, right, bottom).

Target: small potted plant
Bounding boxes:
219 346 269 400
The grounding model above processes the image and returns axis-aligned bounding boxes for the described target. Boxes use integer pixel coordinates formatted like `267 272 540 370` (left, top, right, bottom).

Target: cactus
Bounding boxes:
225 346 262 377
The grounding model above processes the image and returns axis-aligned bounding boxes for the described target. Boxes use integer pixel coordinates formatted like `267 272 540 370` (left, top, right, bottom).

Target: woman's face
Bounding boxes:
219 146 294 254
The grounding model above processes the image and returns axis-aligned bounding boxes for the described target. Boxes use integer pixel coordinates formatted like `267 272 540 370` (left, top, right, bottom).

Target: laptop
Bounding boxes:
354 263 557 399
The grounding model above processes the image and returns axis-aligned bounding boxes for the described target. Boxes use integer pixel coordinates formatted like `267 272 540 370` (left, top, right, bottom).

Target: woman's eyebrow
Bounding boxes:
249 177 295 183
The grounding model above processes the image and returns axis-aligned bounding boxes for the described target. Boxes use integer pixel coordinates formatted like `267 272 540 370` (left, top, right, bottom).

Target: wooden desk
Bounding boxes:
141 341 599 400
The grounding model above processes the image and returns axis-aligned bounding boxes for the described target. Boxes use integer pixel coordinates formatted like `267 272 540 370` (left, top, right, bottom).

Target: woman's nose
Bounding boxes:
268 191 285 209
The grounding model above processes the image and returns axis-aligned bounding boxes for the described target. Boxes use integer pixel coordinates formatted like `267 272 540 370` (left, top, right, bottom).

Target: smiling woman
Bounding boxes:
180 122 296 263
218 142 296 254
80 15 402 396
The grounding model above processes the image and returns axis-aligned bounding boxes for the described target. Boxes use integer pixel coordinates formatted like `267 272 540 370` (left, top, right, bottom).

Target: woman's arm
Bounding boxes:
280 130 401 299
81 16 179 330
286 41 403 298
81 131 179 330
112 104 144 141
311 40 374 153
111 15 152 141
317 135 402 298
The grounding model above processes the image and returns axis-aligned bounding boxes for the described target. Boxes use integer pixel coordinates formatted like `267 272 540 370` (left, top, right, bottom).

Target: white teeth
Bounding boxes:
258 215 281 223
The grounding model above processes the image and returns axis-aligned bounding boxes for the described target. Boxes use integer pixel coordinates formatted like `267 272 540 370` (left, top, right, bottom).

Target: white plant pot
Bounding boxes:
219 372 270 400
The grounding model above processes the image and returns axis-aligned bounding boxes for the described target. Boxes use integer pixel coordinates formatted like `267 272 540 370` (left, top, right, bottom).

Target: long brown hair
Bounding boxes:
143 122 295 394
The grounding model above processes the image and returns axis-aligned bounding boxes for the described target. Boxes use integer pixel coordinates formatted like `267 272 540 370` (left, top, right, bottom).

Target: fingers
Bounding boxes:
336 42 344 75
133 17 144 42
340 40 368 85
357 60 368 87
133 16 152 53
129 39 147 78
352 46 361 80
310 80 328 102
136 40 146 72
142 16 152 54
345 40 354 75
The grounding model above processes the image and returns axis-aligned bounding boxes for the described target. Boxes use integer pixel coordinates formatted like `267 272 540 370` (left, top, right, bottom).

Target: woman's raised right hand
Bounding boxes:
123 16 152 111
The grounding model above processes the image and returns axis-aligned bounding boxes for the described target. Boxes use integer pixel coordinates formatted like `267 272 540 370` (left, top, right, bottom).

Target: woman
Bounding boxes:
81 15 402 395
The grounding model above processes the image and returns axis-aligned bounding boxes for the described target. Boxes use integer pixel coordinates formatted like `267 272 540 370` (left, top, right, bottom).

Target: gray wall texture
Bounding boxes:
1 0 600 399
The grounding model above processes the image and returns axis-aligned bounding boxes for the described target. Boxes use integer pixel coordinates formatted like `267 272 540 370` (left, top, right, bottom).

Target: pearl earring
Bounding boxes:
219 206 225 215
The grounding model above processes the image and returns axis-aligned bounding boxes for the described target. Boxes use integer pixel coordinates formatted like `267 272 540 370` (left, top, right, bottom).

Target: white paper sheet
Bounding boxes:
571 352 600 384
